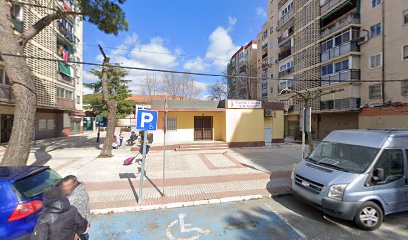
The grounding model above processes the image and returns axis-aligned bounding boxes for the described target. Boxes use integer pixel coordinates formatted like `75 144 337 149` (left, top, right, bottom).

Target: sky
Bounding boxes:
82 0 268 97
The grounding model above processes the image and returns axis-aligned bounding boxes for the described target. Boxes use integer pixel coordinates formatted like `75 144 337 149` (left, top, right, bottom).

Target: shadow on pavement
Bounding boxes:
223 205 303 240
30 135 102 166
119 173 139 203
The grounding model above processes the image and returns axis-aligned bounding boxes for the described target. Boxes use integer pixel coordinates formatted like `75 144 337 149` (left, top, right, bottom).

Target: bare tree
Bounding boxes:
179 74 201 99
156 73 202 99
98 46 117 158
143 75 160 101
207 78 227 101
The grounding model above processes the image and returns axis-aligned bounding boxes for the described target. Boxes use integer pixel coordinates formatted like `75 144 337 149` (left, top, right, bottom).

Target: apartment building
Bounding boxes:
257 0 408 140
0 0 84 143
227 41 258 100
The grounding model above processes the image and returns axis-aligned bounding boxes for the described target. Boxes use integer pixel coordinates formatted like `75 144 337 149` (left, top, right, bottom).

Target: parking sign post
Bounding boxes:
136 109 158 203
139 130 148 202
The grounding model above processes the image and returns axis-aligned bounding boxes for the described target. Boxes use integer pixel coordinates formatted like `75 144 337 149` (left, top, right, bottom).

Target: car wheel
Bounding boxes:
354 202 383 231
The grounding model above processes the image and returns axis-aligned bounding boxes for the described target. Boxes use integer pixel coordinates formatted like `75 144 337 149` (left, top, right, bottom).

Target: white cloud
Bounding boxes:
205 24 239 71
228 16 237 27
183 57 208 72
96 34 181 93
256 7 267 19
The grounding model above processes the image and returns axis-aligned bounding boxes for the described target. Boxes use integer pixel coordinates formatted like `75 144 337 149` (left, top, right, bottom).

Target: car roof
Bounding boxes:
0 166 49 182
324 129 408 149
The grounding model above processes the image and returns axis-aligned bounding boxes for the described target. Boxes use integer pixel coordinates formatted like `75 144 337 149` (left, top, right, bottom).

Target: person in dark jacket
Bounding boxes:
31 187 88 240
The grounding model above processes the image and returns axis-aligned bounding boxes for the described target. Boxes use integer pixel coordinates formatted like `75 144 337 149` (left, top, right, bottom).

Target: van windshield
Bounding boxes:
307 142 379 173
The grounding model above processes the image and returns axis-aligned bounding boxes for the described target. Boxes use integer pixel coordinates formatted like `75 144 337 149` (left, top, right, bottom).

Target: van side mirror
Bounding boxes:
373 168 385 182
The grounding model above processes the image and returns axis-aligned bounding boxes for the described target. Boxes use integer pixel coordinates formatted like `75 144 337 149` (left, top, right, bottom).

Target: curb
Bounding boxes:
91 194 264 215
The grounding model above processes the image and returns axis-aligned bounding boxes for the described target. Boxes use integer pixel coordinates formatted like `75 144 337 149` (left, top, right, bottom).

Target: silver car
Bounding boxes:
291 129 408 230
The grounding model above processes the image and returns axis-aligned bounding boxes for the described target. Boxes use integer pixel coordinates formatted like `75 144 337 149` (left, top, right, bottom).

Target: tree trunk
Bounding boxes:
0 2 37 166
98 51 117 158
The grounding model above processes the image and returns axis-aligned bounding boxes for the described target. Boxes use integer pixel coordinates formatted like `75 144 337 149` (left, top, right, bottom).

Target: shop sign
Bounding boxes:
227 100 262 109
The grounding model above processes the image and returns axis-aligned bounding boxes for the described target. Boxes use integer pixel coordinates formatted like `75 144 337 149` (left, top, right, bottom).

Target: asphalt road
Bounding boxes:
89 195 408 240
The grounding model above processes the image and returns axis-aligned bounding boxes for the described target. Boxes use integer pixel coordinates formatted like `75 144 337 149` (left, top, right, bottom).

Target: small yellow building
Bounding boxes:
150 100 284 147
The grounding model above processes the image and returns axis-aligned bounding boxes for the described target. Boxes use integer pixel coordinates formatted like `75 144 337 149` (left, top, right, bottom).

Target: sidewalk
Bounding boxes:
20 132 301 213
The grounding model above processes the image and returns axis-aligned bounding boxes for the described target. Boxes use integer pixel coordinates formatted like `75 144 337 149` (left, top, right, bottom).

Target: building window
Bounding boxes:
369 84 382 99
11 4 23 21
371 0 381 8
56 87 74 100
370 53 382 68
76 96 81 104
403 45 408 61
370 23 382 39
0 67 10 85
39 119 47 131
402 80 408 96
166 117 177 131
403 10 408 25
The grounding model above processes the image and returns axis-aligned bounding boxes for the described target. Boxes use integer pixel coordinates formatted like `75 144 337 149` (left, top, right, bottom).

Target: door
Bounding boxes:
0 115 13 143
194 117 213 141
371 149 407 213
264 128 272 146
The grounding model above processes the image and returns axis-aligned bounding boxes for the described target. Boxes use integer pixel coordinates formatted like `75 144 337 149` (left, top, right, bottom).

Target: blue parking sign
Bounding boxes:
136 110 158 131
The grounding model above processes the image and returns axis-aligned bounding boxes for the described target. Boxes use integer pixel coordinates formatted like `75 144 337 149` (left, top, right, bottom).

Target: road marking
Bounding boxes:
267 205 306 240
166 213 210 240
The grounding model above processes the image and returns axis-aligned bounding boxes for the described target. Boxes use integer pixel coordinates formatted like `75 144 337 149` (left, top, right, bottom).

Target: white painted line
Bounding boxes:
269 207 306 240
91 195 265 215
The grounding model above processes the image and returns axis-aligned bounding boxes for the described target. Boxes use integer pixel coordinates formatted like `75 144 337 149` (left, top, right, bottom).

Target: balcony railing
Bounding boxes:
277 9 294 29
321 41 359 62
278 48 292 61
320 97 360 111
321 69 360 85
262 63 269 69
321 0 348 16
279 67 294 78
58 73 75 86
321 13 360 39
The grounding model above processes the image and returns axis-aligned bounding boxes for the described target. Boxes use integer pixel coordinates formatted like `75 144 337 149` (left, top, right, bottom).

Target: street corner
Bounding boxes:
89 200 304 240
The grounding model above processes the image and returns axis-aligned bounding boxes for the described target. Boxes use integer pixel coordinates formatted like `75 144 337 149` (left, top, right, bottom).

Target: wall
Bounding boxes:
35 111 63 140
317 112 359 140
359 106 408 129
225 109 265 146
153 111 226 144
264 110 285 142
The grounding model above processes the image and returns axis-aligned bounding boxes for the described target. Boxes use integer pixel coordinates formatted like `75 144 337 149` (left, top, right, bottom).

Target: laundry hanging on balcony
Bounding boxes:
58 61 72 77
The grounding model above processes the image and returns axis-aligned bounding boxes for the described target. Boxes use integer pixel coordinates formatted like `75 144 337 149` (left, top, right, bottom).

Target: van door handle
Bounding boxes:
405 178 408 186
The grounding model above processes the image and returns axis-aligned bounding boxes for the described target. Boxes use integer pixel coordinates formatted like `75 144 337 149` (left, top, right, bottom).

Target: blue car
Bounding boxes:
0 166 61 240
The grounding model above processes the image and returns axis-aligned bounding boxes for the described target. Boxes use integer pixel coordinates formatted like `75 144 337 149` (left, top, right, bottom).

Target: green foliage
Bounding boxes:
84 66 135 118
78 0 128 35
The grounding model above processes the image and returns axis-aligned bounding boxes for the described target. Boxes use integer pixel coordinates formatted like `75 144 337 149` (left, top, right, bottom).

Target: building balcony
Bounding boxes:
56 98 75 110
278 48 292 61
278 27 294 45
0 85 13 102
277 9 294 29
239 65 247 74
320 97 360 111
321 13 360 39
261 63 269 70
57 73 75 86
321 41 359 62
321 69 360 85
279 67 294 78
321 0 350 16
57 21 75 43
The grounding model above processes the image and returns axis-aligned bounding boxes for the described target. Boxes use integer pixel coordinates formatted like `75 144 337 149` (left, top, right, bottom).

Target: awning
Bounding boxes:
58 61 72 77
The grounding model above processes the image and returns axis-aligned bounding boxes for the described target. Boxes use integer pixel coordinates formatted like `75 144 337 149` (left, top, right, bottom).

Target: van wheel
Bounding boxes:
354 202 383 231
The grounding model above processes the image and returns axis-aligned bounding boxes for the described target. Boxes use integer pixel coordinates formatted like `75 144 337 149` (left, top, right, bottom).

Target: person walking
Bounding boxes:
31 187 88 240
62 175 91 240
119 131 124 147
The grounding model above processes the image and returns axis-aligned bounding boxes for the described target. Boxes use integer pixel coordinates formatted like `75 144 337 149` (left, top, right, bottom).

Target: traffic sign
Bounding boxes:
136 110 158 131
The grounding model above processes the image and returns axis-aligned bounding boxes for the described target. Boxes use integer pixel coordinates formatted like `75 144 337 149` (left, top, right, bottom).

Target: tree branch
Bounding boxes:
20 10 83 46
